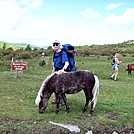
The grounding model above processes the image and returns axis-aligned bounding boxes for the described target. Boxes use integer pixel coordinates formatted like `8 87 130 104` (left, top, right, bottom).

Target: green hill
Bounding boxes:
0 41 22 50
0 40 134 53
0 41 43 50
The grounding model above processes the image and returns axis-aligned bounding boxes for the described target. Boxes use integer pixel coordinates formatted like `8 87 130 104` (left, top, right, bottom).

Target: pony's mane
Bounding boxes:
38 73 56 97
35 73 56 105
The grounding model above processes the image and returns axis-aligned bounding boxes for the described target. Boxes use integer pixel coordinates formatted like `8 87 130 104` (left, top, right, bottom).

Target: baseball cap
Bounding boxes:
53 40 60 44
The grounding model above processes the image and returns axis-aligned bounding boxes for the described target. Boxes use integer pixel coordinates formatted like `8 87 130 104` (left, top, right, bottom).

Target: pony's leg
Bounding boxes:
130 71 132 75
88 101 94 116
82 97 90 113
62 94 70 113
82 90 91 113
128 70 131 75
55 95 60 114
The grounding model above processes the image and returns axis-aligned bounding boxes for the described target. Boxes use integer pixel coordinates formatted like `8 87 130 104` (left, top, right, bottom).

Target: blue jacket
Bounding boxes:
53 51 68 71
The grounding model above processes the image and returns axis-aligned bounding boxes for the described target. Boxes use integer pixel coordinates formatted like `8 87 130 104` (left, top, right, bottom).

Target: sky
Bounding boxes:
0 0 134 47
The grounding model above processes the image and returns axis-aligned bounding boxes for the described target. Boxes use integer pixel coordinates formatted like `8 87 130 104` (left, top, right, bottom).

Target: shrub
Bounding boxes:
25 44 32 51
122 54 127 57
1 50 13 56
6 47 14 51
16 51 32 59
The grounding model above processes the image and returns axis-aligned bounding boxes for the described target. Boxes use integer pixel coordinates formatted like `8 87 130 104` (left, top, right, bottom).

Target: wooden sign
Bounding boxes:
12 62 27 71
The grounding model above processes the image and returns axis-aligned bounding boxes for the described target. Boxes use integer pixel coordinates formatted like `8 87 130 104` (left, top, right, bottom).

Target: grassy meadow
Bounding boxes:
0 54 134 133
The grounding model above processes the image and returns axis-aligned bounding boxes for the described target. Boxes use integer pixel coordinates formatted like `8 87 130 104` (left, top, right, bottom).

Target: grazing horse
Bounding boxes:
35 70 99 116
126 64 134 75
39 59 46 66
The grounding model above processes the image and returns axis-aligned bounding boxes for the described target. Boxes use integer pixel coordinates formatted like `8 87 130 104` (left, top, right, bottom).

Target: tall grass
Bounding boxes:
0 55 134 133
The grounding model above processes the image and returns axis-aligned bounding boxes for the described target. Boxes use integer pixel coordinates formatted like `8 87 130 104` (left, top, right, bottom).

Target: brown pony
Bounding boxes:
35 70 99 116
126 64 134 75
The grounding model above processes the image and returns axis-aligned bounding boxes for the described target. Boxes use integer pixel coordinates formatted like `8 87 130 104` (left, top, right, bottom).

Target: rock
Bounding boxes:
85 130 93 134
112 131 118 134
108 112 119 120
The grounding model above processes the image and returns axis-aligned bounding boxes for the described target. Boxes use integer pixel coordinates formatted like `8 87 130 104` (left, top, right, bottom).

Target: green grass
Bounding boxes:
0 55 134 134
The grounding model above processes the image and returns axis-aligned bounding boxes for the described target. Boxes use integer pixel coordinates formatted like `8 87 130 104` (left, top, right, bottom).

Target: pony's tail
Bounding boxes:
91 75 99 109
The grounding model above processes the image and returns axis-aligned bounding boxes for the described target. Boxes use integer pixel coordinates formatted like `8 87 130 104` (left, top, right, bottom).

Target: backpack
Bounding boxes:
53 44 77 72
111 59 115 65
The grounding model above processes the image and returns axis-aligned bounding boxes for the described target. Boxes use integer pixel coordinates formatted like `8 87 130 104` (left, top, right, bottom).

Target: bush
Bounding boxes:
6 47 14 51
1 50 13 56
16 51 32 59
122 54 127 57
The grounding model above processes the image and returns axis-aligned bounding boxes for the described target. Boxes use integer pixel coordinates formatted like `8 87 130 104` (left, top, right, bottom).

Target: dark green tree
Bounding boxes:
40 48 44 50
47 46 52 50
33 47 38 50
6 47 13 50
25 44 32 51
3 43 6 50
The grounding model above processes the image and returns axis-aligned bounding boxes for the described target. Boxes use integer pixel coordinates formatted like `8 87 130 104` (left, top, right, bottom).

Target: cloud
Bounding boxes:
0 1 23 30
18 0 43 9
101 8 134 26
106 3 122 10
0 0 76 45
0 0 133 46
0 0 46 45
80 8 101 19
0 0 43 31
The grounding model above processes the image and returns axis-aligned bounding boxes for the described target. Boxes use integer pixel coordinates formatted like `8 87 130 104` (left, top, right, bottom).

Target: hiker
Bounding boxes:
41 52 44 58
52 40 69 105
111 53 122 81
52 40 69 74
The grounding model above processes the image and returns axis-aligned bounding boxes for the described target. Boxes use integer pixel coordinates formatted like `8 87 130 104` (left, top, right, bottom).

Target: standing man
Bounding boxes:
52 40 69 74
52 40 69 105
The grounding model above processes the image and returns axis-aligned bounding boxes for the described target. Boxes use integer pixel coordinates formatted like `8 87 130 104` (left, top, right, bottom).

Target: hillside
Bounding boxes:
0 41 42 50
0 41 22 50
75 42 134 57
0 41 134 56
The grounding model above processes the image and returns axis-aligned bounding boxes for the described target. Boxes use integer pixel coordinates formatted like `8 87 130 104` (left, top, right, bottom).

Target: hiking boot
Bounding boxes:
110 76 113 79
60 99 65 106
51 101 56 104
60 103 65 106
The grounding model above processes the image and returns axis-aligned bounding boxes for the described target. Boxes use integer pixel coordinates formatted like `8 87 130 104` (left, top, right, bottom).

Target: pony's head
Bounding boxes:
39 96 48 113
35 73 57 113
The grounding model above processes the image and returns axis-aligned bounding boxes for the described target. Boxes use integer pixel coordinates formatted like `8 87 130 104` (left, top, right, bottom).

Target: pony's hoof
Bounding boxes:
55 111 59 115
65 109 70 113
88 113 92 117
82 109 87 113
39 110 44 114
88 111 93 116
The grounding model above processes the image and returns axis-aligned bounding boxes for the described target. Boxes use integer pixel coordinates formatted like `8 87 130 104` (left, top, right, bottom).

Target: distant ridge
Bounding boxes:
0 40 133 50
0 41 47 50
13 43 42 49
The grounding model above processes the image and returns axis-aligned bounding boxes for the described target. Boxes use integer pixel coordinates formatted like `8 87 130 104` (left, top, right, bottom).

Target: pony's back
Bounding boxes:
52 70 95 94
